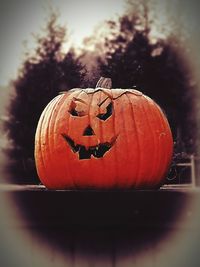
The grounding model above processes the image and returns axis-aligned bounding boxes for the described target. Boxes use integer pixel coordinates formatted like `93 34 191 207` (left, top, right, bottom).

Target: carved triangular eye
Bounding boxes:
70 107 79 116
97 102 113 121
68 100 86 117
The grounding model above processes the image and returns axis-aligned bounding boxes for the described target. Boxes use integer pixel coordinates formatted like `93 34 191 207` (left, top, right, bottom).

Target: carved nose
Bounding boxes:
83 125 95 136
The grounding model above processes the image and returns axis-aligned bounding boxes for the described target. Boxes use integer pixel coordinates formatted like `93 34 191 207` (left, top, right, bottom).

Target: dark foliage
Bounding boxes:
3 5 197 184
4 13 85 183
98 15 196 155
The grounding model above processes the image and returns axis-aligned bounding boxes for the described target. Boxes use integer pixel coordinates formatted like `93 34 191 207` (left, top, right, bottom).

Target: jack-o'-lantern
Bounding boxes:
34 77 173 189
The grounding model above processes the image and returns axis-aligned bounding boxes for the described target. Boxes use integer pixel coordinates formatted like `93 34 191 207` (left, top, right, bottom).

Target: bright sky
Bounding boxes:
0 0 126 86
0 0 199 86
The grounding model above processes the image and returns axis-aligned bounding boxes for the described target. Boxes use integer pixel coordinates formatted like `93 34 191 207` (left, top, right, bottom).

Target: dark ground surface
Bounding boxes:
0 184 200 267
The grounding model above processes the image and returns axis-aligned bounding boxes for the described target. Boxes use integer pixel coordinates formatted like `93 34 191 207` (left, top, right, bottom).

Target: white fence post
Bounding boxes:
190 154 196 188
175 154 196 187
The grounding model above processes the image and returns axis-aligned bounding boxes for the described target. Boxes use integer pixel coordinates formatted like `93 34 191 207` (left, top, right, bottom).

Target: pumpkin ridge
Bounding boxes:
153 102 173 181
73 90 96 162
35 109 47 182
141 97 158 186
36 97 59 184
110 89 120 187
42 97 60 185
154 104 169 183
151 100 167 184
97 90 117 187
98 90 105 187
51 95 69 186
127 93 141 188
123 93 132 187
54 92 76 188
67 90 84 188
47 96 63 182
87 89 95 151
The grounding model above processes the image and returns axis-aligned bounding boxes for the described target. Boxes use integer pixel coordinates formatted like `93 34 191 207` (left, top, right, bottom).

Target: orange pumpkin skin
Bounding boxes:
34 86 173 189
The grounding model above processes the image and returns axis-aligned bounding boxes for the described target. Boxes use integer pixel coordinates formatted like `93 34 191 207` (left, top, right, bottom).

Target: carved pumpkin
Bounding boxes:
35 77 173 189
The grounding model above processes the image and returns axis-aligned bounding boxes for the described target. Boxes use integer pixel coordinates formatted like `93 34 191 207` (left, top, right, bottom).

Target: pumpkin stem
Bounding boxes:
96 77 112 89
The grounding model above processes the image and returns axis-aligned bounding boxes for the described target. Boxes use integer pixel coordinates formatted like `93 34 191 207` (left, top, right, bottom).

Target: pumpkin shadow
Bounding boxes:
13 189 188 259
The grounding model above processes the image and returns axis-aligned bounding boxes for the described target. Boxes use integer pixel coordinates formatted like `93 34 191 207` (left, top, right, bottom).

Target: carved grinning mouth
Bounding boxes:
62 134 117 160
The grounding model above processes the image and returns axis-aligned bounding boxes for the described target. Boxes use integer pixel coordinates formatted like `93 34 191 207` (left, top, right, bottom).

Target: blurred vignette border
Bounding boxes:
0 0 200 266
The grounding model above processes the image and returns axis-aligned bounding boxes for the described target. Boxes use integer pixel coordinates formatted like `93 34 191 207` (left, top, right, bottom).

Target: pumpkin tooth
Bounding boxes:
92 149 97 157
79 146 91 159
62 133 117 159
76 145 80 152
